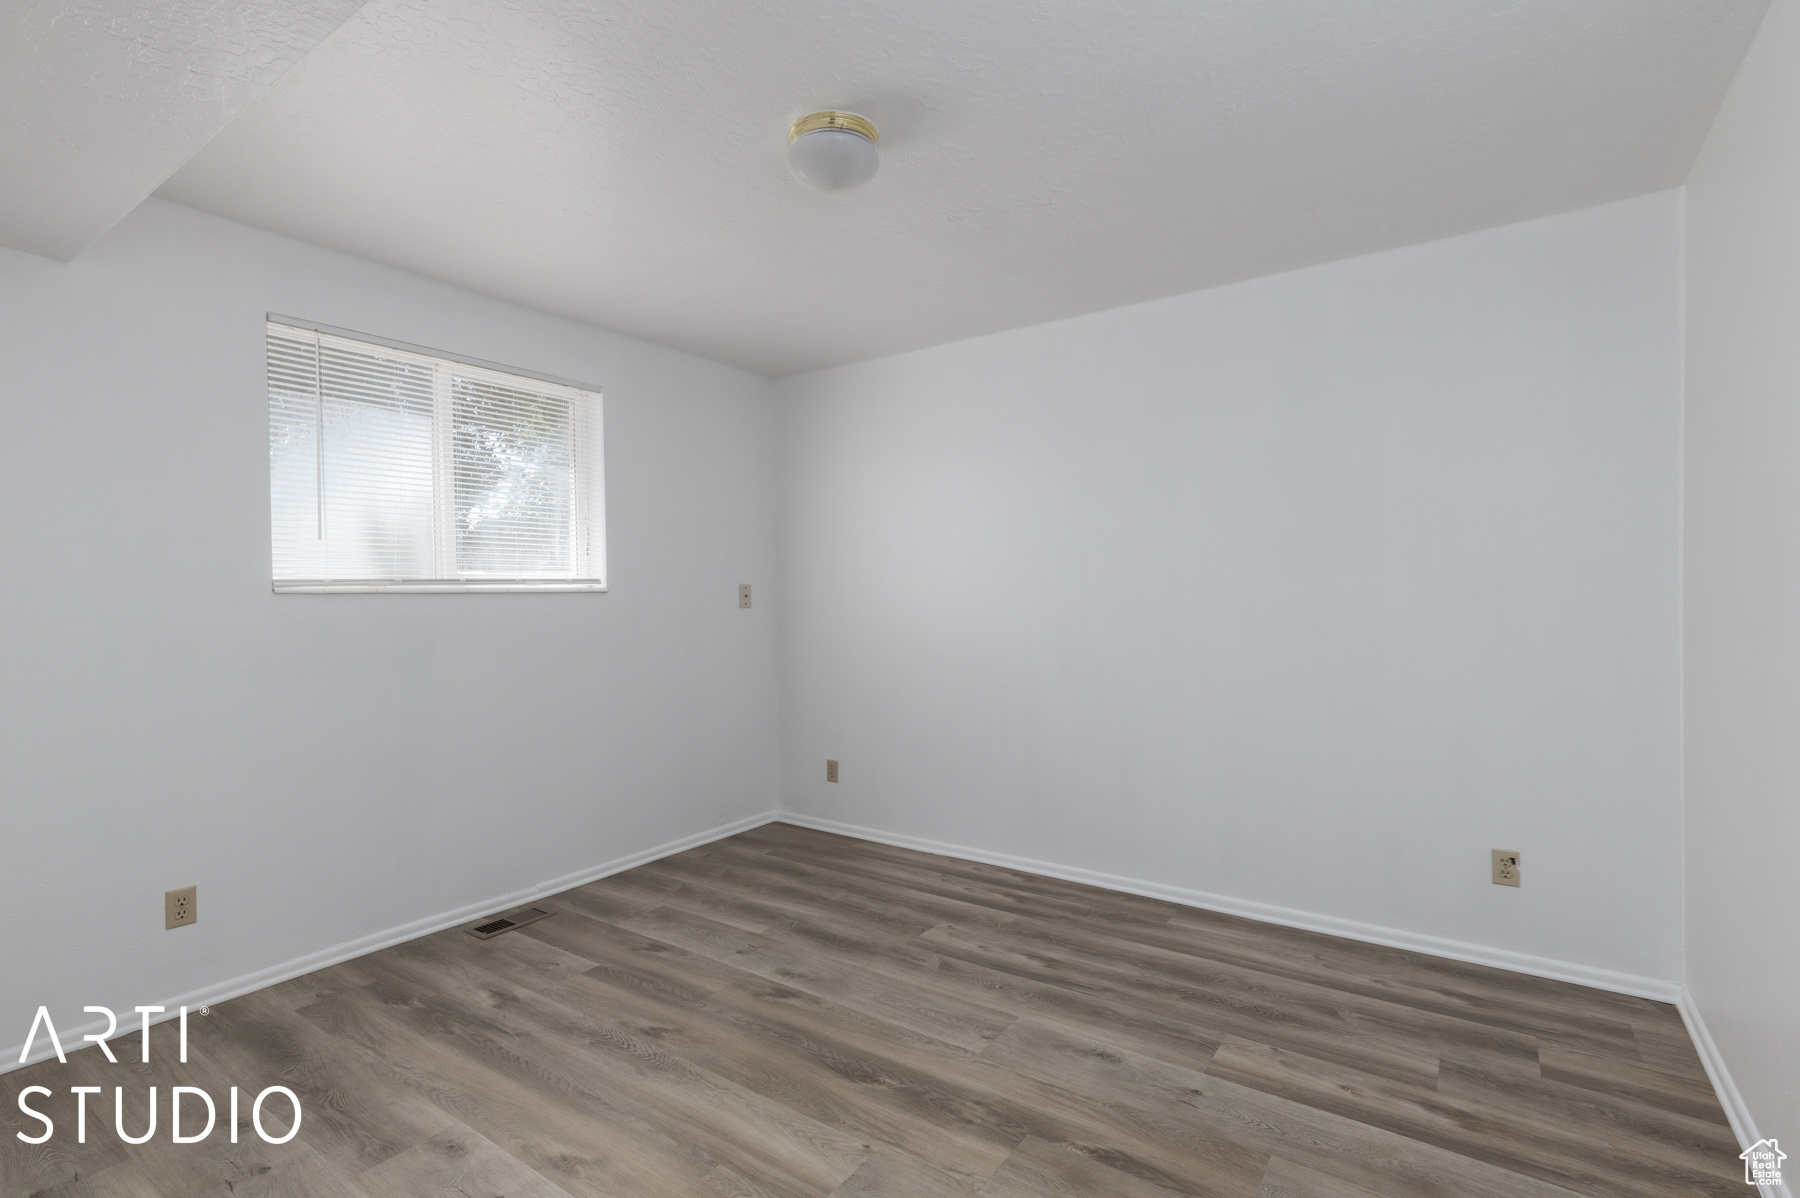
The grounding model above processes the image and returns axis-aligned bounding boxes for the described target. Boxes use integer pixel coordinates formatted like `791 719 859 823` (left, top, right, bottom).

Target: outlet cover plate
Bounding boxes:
826 758 838 782
165 885 197 929
1492 850 1521 887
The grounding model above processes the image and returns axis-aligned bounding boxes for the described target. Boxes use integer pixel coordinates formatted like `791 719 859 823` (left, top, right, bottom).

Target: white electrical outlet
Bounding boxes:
1492 851 1520 887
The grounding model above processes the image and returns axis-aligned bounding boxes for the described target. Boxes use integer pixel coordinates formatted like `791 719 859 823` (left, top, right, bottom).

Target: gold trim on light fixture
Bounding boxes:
789 111 878 144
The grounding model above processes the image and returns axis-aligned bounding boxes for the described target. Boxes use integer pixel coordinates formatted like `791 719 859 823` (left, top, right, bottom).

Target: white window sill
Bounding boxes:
273 580 607 594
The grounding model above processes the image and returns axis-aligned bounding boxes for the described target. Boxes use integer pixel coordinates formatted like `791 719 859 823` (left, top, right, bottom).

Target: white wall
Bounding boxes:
778 192 1684 986
0 199 779 1057
1684 0 1800 1142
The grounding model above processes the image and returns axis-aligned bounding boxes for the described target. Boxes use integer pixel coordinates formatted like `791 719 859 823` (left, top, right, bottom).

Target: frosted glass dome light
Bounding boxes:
787 112 879 191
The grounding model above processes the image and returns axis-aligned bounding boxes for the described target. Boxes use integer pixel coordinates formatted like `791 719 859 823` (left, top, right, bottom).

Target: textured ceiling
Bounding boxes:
157 0 1765 377
0 0 367 260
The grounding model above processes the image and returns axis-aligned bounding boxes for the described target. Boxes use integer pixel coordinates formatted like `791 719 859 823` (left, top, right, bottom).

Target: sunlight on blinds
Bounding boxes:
453 376 576 576
268 321 604 593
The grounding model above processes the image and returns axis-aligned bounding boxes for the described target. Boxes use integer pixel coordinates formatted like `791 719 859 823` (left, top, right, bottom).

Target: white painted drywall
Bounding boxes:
0 199 779 1050
0 0 367 260
158 0 1763 376
1684 0 1800 1141
777 192 1684 984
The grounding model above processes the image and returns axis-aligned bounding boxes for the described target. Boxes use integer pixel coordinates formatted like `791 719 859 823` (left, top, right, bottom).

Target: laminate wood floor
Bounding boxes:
4 822 1741 1197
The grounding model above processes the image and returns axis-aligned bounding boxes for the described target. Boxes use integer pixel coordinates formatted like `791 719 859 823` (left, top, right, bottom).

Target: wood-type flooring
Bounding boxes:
2 822 1741 1196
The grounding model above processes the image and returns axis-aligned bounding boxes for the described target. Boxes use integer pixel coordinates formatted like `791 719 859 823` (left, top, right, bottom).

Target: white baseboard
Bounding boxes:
2 809 782 1075
774 812 1682 1003
1678 990 1793 1198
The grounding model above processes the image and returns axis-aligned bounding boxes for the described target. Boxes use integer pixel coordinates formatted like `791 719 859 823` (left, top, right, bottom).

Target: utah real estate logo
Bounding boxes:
1741 1138 1785 1188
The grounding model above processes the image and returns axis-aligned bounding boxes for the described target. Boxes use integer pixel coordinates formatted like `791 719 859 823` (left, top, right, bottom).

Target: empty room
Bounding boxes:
1 0 1795 1195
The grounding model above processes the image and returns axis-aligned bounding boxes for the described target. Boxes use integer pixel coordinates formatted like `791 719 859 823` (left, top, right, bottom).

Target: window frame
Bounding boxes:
267 315 607 594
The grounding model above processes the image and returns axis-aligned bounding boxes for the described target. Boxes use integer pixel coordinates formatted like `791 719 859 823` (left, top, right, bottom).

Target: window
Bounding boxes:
266 319 604 592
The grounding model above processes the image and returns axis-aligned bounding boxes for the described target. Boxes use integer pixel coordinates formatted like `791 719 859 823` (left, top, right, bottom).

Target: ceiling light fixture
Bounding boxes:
786 111 879 192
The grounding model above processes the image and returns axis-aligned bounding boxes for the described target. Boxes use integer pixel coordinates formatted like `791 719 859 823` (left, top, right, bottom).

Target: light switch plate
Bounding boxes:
739 584 752 608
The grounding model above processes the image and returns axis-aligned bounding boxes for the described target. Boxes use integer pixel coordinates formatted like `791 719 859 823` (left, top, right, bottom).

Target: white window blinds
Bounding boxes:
267 320 604 592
